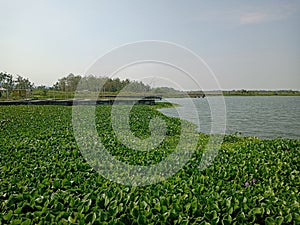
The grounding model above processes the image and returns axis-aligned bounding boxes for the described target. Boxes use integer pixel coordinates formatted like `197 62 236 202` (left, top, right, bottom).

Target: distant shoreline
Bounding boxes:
1 89 299 101
187 90 300 97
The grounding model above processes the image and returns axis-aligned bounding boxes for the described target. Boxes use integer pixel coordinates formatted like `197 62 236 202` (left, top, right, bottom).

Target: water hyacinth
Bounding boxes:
1 105 299 224
245 178 257 187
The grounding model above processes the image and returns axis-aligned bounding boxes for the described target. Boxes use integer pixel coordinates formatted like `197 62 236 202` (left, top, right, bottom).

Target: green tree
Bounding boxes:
54 73 81 92
14 75 34 89
0 72 14 92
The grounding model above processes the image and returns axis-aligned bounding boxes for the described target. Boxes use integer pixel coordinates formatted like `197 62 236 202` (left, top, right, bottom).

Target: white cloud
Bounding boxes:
188 1 299 26
240 12 269 25
239 1 299 25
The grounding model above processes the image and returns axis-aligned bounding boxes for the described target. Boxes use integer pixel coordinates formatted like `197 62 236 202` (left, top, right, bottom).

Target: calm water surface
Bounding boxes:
158 96 300 139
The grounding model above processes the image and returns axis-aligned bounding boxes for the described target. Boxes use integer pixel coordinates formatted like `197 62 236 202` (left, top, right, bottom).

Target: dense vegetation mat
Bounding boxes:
0 105 299 224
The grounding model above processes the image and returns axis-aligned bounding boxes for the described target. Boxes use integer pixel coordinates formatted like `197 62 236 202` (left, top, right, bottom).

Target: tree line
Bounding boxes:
0 72 152 94
0 72 34 91
0 72 183 100
52 73 151 93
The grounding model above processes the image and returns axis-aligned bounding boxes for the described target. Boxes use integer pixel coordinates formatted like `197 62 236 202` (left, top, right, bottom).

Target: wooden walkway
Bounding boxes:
0 99 157 106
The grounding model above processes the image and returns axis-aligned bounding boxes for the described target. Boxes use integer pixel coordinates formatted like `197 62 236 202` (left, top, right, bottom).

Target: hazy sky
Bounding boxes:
1 0 300 90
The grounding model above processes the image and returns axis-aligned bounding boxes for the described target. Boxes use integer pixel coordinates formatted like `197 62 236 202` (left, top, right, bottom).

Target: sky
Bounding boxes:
0 0 300 90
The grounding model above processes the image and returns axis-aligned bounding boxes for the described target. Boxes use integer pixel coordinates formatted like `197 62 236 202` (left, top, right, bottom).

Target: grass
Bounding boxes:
0 104 299 224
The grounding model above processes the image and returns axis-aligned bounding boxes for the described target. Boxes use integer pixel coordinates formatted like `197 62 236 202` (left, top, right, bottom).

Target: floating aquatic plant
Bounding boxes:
0 105 299 224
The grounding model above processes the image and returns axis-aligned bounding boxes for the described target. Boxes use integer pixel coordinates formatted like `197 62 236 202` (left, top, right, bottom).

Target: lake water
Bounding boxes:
158 96 300 139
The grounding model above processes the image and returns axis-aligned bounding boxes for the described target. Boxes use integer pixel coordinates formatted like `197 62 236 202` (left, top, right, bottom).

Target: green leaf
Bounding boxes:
11 219 21 225
21 219 31 225
3 210 13 221
293 213 300 223
199 222 210 225
275 216 284 225
14 207 22 214
249 207 262 215
68 215 76 224
85 212 96 224
285 213 292 223
265 217 276 225
103 194 110 208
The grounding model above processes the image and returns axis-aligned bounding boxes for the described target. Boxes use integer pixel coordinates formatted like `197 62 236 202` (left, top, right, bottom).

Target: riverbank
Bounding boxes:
0 98 157 106
1 89 299 102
